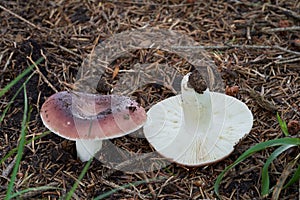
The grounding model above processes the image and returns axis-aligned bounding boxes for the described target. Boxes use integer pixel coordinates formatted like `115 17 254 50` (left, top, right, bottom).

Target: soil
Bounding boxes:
1 0 300 199
188 69 207 93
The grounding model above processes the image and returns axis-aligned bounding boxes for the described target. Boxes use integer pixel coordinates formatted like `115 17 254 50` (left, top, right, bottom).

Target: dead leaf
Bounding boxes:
112 65 120 79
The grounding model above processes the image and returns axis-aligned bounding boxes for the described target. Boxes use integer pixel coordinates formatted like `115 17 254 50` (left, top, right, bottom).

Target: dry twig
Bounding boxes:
0 5 44 31
1 157 16 178
27 55 58 93
262 26 300 33
100 177 149 200
266 4 300 20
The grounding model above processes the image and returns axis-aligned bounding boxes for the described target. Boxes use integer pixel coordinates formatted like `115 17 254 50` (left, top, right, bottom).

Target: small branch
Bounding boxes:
2 157 16 178
266 4 300 20
106 0 197 7
274 45 300 56
47 42 82 59
281 98 300 117
275 57 300 64
0 5 44 31
140 173 156 199
27 55 58 93
102 153 158 178
272 155 300 200
3 51 14 72
172 44 300 55
100 177 149 200
262 26 300 33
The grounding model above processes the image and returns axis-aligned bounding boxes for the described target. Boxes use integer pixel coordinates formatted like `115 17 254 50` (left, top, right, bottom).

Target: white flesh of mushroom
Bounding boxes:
76 139 103 162
143 73 253 166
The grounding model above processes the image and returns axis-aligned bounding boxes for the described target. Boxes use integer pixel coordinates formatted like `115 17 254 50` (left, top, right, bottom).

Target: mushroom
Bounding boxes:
143 72 253 166
40 91 147 162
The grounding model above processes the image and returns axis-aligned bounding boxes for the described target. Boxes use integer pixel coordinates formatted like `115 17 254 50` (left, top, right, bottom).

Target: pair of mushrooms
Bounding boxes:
40 72 253 166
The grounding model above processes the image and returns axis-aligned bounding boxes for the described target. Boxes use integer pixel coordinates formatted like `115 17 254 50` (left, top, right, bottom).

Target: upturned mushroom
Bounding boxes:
40 91 147 162
143 71 253 166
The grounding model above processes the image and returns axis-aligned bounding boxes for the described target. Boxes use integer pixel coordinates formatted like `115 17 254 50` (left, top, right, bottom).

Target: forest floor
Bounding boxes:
0 0 300 199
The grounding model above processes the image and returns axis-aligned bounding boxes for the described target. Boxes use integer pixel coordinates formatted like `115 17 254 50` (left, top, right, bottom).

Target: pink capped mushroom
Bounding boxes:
40 91 147 162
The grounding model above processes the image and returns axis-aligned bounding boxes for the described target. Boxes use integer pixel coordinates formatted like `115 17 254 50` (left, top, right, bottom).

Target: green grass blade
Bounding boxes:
261 144 295 197
0 57 44 98
283 163 300 189
0 131 50 164
5 86 28 200
9 186 59 199
272 154 300 199
276 112 289 136
65 158 93 200
214 137 300 197
0 72 35 122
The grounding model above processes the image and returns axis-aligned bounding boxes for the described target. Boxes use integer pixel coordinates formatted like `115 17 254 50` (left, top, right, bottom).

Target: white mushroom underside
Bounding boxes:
143 92 253 166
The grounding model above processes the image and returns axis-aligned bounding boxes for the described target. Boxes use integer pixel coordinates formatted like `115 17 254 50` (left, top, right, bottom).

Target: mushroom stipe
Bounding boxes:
143 73 253 167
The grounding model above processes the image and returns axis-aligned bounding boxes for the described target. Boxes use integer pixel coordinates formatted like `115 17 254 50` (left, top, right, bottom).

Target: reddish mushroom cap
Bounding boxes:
40 91 147 140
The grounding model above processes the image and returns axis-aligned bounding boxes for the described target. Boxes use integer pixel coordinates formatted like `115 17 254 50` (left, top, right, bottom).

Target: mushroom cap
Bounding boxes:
143 76 253 166
40 91 147 140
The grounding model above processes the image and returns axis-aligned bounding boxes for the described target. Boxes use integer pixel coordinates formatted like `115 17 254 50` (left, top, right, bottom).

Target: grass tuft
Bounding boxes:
214 114 300 199
276 112 289 137
0 72 35 123
261 144 295 197
5 86 29 200
0 57 44 98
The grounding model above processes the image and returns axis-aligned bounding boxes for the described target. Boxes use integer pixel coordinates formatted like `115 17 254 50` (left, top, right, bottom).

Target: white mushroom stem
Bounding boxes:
143 73 253 166
76 139 103 162
180 74 213 136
